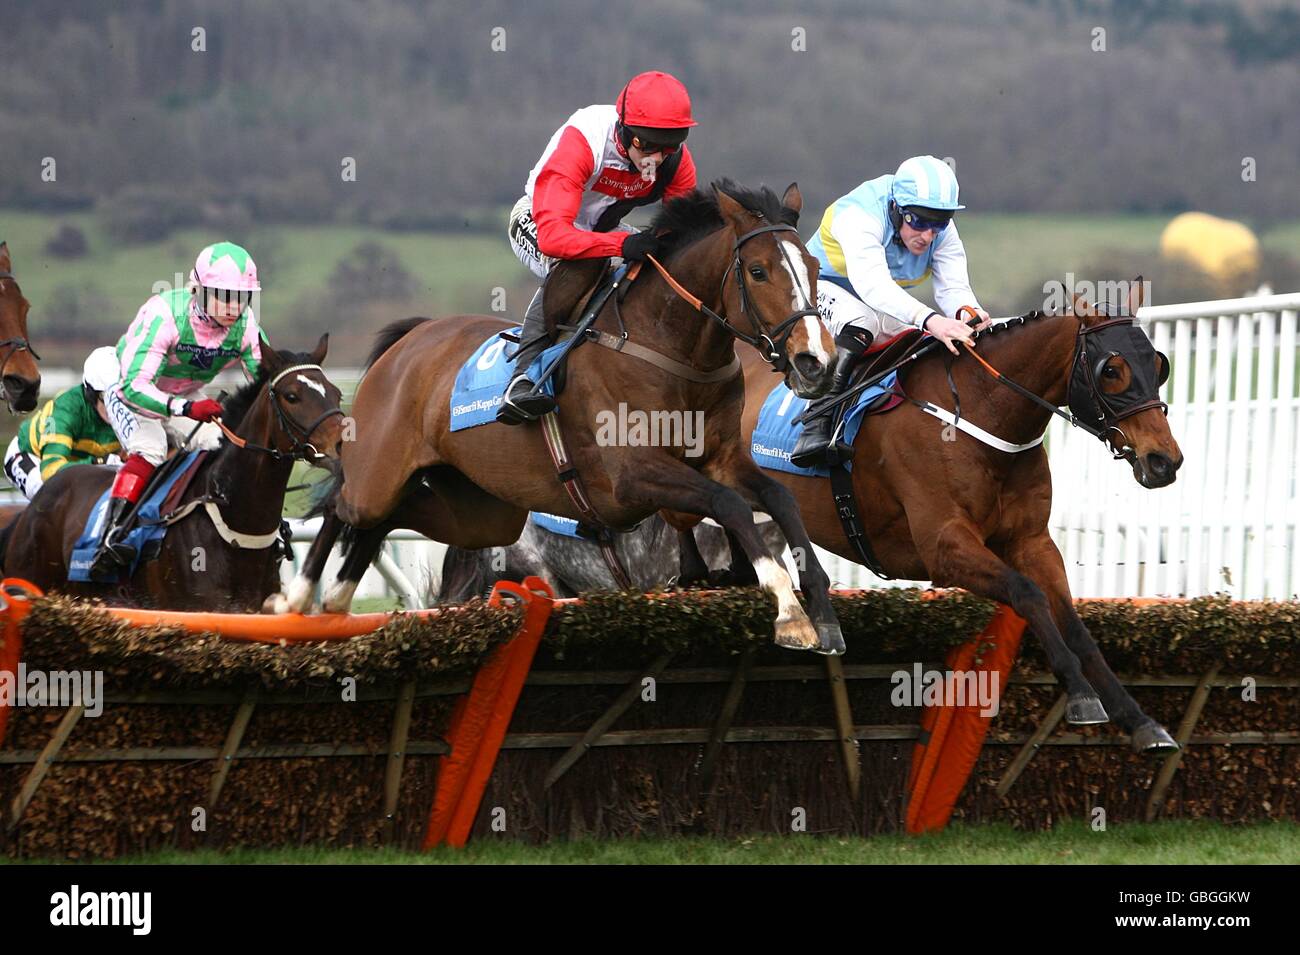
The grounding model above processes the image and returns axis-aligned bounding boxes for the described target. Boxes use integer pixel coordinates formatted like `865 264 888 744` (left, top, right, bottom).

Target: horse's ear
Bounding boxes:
310 333 329 365
781 183 803 217
0 242 10 274
713 186 750 230
1070 292 1093 317
260 345 284 375
1126 276 1146 315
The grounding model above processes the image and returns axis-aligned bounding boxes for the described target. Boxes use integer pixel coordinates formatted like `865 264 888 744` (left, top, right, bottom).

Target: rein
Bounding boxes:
214 363 343 462
954 308 1165 462
645 221 820 372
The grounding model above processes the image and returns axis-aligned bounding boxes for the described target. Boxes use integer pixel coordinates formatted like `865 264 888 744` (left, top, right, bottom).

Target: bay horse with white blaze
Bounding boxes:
269 182 852 653
0 339 344 610
682 282 1182 752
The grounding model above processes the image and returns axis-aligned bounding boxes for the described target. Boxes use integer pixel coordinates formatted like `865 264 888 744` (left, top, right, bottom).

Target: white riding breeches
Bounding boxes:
105 387 222 466
816 281 914 341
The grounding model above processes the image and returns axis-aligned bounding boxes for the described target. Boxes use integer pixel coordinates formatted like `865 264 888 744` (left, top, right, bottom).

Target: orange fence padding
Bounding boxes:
0 577 1180 841
0 579 41 745
905 604 1027 834
424 577 555 848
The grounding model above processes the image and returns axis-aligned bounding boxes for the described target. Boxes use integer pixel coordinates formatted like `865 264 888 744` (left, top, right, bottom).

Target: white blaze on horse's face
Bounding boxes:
297 374 327 398
779 239 832 368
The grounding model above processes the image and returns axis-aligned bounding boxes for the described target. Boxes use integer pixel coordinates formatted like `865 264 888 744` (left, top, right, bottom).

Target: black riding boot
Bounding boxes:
789 328 874 469
497 287 558 425
87 497 137 579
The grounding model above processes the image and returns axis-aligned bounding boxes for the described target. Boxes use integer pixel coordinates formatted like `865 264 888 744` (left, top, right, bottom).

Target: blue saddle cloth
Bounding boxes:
68 451 203 583
530 511 583 538
750 371 899 477
449 327 570 431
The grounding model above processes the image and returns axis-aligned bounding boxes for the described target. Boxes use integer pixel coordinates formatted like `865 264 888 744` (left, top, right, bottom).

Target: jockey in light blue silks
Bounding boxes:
791 155 992 468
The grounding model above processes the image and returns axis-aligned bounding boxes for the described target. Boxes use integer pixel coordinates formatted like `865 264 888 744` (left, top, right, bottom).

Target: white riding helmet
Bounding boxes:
82 346 121 392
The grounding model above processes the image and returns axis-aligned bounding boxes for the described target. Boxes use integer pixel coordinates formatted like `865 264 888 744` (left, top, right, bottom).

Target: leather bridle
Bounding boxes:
646 220 821 372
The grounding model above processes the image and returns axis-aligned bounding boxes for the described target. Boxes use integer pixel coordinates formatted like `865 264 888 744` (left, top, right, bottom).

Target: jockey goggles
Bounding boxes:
630 134 681 156
202 286 254 311
900 207 952 234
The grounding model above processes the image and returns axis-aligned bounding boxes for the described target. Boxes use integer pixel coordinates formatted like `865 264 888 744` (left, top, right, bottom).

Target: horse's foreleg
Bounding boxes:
921 522 1105 724
263 509 342 614
673 528 711 586
615 456 820 651
659 510 710 587
720 458 844 654
321 521 392 613
1006 532 1177 753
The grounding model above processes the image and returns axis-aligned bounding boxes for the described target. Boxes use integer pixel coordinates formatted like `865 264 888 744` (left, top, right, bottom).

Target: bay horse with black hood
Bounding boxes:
268 181 852 653
677 282 1183 752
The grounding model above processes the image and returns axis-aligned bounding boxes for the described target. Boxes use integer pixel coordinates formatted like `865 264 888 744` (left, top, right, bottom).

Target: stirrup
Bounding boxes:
88 540 135 579
496 376 556 425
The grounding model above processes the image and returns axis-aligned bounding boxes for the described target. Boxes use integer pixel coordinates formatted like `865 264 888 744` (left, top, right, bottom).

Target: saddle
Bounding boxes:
502 258 625 397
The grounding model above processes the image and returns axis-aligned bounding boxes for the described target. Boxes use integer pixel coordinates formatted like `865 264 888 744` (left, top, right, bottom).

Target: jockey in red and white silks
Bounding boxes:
498 70 699 424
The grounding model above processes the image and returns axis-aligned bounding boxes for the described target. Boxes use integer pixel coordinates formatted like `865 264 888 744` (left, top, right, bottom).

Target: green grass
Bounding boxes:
0 208 523 358
14 820 1296 865
8 207 1300 355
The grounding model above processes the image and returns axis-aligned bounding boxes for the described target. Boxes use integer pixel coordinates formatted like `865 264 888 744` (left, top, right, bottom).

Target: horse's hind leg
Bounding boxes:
1007 532 1177 753
921 522 1105 724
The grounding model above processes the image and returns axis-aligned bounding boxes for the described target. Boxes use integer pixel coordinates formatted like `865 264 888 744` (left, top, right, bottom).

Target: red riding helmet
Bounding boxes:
617 71 697 149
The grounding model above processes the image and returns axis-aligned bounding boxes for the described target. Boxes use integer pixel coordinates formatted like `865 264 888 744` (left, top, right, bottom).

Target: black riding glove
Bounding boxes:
620 231 661 262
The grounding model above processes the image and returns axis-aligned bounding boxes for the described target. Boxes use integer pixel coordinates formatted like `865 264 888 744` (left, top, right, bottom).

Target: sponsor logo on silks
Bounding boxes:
176 341 241 371
49 885 152 935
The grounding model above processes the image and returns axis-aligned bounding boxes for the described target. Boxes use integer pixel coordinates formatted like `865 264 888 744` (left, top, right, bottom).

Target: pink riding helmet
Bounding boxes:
191 241 261 292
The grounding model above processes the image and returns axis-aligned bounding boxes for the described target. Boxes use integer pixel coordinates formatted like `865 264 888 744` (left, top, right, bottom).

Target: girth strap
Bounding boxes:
537 410 634 590
828 464 891 580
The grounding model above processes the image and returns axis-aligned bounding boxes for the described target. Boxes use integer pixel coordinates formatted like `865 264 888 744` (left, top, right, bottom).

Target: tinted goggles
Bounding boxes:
203 287 254 310
901 209 952 234
631 135 680 156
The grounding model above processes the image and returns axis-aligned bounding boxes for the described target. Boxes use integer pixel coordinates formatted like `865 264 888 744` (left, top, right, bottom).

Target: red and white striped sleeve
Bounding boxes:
532 126 628 261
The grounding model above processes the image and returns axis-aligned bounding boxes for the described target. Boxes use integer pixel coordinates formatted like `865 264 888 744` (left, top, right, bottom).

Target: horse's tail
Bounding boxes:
434 545 496 604
305 463 343 520
365 318 431 372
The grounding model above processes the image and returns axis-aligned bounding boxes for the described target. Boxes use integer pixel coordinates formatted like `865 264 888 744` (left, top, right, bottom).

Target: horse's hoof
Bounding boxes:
812 621 846 656
1132 722 1179 755
774 615 820 651
261 593 289 615
1065 694 1109 725
284 575 315 613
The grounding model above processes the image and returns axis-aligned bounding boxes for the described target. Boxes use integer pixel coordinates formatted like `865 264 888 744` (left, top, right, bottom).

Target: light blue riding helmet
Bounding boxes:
891 155 965 211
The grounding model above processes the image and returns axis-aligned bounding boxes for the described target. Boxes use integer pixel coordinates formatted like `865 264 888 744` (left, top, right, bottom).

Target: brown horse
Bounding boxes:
0 242 43 412
268 182 853 652
684 282 1181 751
0 339 344 610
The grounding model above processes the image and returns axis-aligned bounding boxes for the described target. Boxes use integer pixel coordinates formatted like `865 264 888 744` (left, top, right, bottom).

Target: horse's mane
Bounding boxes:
219 347 310 430
971 310 1057 343
649 179 798 259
